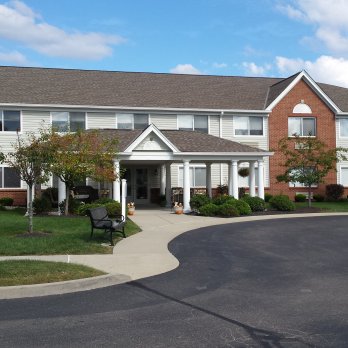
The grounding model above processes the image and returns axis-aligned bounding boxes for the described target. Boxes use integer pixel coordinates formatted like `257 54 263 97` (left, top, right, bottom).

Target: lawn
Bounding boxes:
0 260 105 286
0 208 141 256
295 200 348 212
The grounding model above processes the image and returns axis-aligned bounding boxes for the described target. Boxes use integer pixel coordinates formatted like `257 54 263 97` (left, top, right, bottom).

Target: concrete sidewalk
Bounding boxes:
1 209 348 299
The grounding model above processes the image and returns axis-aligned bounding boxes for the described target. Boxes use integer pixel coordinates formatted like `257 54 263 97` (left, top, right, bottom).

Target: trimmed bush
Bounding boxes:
94 197 114 204
313 193 325 202
264 193 273 202
212 194 235 206
59 197 82 214
295 194 306 202
199 203 219 216
269 195 295 211
77 200 121 217
42 187 58 206
33 196 52 214
242 196 265 212
235 200 252 215
0 197 14 206
219 203 240 217
326 184 344 201
190 194 211 211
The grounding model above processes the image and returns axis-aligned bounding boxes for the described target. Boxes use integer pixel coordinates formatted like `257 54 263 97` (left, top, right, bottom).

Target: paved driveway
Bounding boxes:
1 216 347 347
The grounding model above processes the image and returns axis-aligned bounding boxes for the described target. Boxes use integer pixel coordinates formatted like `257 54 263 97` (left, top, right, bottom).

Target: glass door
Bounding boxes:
135 168 149 204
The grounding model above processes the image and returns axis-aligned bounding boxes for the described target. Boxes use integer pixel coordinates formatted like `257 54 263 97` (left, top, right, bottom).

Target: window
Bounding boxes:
288 117 316 136
288 168 317 187
0 110 21 132
52 112 85 132
178 166 206 187
178 115 208 133
340 119 348 137
0 167 21 188
117 113 149 129
340 167 348 186
234 116 263 136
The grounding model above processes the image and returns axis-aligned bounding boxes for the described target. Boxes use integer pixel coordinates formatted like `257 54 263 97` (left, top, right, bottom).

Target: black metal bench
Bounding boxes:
87 206 126 246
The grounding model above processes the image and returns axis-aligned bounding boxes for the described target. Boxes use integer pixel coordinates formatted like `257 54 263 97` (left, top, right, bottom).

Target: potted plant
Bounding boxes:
173 202 183 214
127 202 135 215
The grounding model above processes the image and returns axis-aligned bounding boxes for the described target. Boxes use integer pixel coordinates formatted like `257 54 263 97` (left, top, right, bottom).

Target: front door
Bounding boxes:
134 168 149 204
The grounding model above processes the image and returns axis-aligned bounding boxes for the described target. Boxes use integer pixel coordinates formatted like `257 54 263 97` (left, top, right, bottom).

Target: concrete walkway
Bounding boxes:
1 209 348 299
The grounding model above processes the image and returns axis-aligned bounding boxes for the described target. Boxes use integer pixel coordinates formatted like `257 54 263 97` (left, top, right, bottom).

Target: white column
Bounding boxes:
228 162 233 196
160 164 166 196
165 162 172 208
183 160 191 213
257 159 265 199
206 162 212 198
121 179 127 218
232 160 239 199
249 161 256 197
58 178 66 215
113 160 121 202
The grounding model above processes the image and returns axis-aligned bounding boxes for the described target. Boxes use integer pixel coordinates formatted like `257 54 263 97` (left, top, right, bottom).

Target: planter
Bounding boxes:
174 206 183 215
128 207 135 216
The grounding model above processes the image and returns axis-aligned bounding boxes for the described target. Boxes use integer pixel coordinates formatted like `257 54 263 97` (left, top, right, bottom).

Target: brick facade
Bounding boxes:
268 79 337 199
0 190 26 206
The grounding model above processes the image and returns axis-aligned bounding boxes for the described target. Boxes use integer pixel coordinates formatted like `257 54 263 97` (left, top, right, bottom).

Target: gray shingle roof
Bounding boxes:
89 129 266 153
0 66 347 112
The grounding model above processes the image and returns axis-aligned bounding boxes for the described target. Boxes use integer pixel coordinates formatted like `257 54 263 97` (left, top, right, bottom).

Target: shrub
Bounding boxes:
0 197 14 206
235 200 252 215
269 195 295 211
94 197 114 204
242 196 265 212
326 184 344 201
295 194 306 202
42 187 58 206
190 194 211 211
264 193 273 202
313 194 325 202
238 187 246 199
199 203 219 216
212 194 235 206
77 201 121 217
59 197 82 214
33 196 52 214
219 203 240 217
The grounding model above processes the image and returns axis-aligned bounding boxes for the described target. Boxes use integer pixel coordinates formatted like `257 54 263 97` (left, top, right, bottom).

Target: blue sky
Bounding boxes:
0 0 348 86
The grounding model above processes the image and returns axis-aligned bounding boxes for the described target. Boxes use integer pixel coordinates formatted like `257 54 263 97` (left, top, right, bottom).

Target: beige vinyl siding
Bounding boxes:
211 163 221 186
87 112 116 129
22 110 50 133
134 134 169 151
221 115 234 140
150 114 177 130
209 115 220 136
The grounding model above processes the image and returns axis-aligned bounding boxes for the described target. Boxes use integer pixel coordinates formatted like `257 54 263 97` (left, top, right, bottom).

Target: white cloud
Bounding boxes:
170 64 202 75
0 50 28 64
212 62 227 69
242 62 271 76
276 55 348 87
0 0 126 60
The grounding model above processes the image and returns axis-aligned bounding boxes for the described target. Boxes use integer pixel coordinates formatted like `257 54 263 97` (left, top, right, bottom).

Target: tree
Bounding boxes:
0 129 53 233
276 135 347 207
48 130 118 215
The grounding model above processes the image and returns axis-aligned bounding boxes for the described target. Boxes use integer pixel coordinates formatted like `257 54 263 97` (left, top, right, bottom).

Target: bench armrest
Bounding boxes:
113 215 125 223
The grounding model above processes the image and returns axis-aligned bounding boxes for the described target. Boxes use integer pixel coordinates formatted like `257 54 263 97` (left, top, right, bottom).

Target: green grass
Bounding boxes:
295 200 348 212
0 260 105 286
0 208 141 256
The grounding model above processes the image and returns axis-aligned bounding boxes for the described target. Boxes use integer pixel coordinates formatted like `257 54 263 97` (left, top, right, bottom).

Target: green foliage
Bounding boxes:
238 167 249 177
77 200 121 217
94 197 114 204
242 196 265 211
235 200 252 215
313 193 325 202
212 194 235 206
325 184 344 201
59 197 82 214
199 203 219 216
238 187 246 199
295 194 307 202
190 194 211 211
269 195 295 211
219 203 240 217
264 193 273 202
42 187 58 205
0 197 14 206
217 184 228 195
33 197 52 214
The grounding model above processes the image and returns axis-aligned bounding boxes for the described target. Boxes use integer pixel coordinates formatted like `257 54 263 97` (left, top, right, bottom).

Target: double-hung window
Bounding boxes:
339 118 348 137
178 115 208 133
340 167 348 186
0 110 21 132
234 116 263 136
52 112 86 132
117 113 149 129
288 117 316 136
0 167 21 188
178 166 206 187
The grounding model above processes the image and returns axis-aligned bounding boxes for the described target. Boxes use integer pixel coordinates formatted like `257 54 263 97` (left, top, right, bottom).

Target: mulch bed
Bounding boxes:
251 207 323 216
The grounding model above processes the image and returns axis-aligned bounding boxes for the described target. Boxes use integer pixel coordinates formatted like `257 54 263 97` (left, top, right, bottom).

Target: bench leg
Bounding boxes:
122 225 126 238
90 227 94 240
109 230 114 246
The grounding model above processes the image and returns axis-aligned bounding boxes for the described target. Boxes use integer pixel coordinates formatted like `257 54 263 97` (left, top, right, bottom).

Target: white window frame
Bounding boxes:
234 116 263 136
116 113 149 130
339 118 348 138
340 166 348 187
177 115 209 133
0 166 22 189
178 164 207 187
288 117 316 137
51 111 86 132
0 110 22 133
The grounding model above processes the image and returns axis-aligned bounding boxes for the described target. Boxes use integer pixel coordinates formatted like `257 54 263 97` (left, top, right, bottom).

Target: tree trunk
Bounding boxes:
308 185 312 208
65 185 70 216
28 185 33 233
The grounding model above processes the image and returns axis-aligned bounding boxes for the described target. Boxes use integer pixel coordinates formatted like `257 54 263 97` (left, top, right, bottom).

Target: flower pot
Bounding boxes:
174 206 183 215
128 207 135 216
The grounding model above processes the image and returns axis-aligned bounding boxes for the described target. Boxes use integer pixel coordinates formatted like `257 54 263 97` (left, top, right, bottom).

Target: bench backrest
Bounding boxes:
87 206 109 225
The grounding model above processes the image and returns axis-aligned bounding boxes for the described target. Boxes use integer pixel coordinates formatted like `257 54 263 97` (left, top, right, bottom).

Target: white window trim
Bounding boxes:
0 110 22 134
233 116 264 137
51 111 86 132
288 117 316 137
0 166 22 189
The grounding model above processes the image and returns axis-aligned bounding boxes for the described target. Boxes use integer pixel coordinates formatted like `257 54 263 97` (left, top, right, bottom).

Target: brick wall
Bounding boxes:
268 79 337 199
0 190 27 206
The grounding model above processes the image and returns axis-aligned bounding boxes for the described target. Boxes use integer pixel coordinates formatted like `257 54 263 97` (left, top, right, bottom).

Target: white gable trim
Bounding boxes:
266 70 341 113
124 124 179 153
